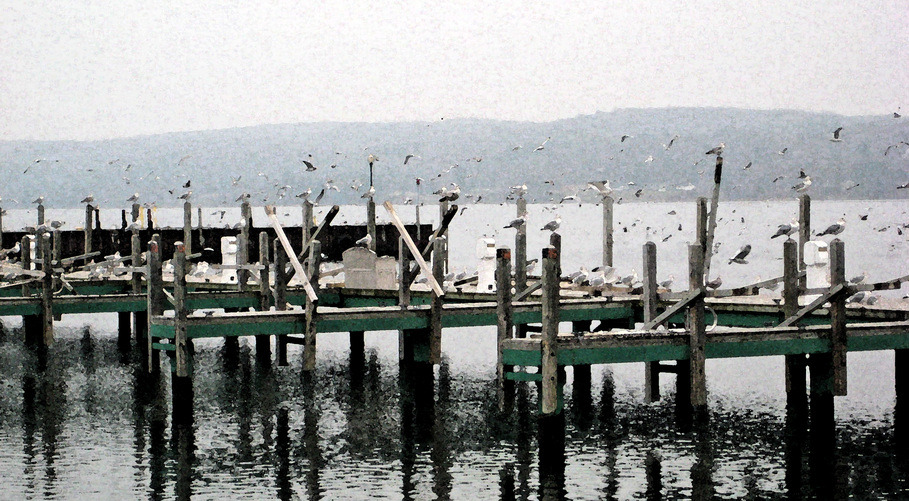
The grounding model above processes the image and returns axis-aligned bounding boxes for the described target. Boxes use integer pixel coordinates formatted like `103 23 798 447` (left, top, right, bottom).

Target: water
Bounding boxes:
1 199 908 499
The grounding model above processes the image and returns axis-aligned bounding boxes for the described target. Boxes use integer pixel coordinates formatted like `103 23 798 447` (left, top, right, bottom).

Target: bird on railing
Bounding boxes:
660 275 674 290
706 276 723 290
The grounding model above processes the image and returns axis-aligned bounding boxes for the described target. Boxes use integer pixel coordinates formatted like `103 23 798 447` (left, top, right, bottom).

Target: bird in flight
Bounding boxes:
534 137 551 152
728 244 752 264
830 127 843 142
404 154 421 165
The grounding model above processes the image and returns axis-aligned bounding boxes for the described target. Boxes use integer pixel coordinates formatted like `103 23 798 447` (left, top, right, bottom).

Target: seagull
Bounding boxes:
235 192 251 202
127 193 140 203
437 184 460 202
355 233 372 248
367 154 379 164
644 155 654 163
706 276 723 290
663 135 680 150
728 244 752 264
846 291 867 304
541 215 561 232
770 220 799 239
510 184 528 197
777 147 788 155
231 175 242 186
179 191 192 200
848 271 868 285
404 154 421 165
620 269 638 287
705 142 725 156
620 135 633 143
361 186 376 199
830 127 843 142
895 112 902 119
568 266 589 285
525 258 538 275
504 213 527 229
32 196 45 204
559 194 578 203
300 158 317 171
792 176 812 192
587 180 613 197
816 218 846 236
659 275 674 290
534 137 551 152
296 188 312 200
743 161 752 170
80 194 94 204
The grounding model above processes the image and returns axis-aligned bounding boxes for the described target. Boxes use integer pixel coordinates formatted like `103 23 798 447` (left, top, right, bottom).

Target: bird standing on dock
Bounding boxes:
849 271 868 285
660 275 674 290
728 244 752 264
81 194 94 204
361 186 375 199
706 276 723 290
504 213 527 229
792 176 812 193
816 218 846 236
771 220 799 239
127 193 139 203
355 233 372 248
541 215 561 232
33 196 45 204
830 127 843 142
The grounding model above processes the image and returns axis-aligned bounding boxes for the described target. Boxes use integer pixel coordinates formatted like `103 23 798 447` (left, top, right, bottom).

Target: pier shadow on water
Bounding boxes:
5 325 909 498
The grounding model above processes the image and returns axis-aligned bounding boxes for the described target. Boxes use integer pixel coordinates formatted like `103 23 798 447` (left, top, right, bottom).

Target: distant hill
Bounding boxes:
1 107 907 208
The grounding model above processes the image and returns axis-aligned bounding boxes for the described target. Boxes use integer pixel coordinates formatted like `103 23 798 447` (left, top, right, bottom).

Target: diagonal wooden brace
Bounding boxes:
403 205 458 286
777 283 847 327
643 287 704 330
383 201 445 297
264 206 319 303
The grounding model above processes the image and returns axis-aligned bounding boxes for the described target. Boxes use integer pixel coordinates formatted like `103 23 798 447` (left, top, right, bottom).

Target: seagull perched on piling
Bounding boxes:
771 220 799 239
355 234 372 248
33 196 45 204
587 180 613 197
541 215 561 232
705 143 725 156
816 218 846 236
436 184 460 202
504 213 527 229
792 176 812 193
80 194 94 204
361 186 376 199
127 193 139 203
728 244 752 264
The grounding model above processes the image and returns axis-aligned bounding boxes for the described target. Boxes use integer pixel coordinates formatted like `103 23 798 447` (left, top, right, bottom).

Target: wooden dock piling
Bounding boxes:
783 239 807 410
273 240 289 366
798 194 811 290
84 204 93 254
540 246 562 415
146 235 163 374
702 156 723 279
256 232 271 362
515 197 528 295
440 200 449 273
429 237 443 364
172 241 193 421
496 247 514 411
302 240 320 371
366 198 377 253
696 197 708 252
21 235 39 348
688 243 707 413
398 237 412 361
131 231 147 351
37 203 45 225
643 241 660 403
829 239 847 396
603 195 614 268
183 201 192 255
40 232 53 347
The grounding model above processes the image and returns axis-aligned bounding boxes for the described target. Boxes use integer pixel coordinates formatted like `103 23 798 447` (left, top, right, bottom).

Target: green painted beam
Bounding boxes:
152 342 175 351
505 372 542 382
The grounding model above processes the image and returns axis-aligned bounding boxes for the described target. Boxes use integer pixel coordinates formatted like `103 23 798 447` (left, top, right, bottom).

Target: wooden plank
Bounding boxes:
777 283 846 327
540 246 561 415
264 205 319 303
295 205 340 262
513 280 542 301
382 201 444 297
643 288 703 330
403 205 458 286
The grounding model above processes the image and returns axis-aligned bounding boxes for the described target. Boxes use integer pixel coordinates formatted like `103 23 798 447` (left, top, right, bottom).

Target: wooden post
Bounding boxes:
37 203 45 225
688 243 707 412
302 200 314 245
798 194 811 290
896 349 909 446
540 246 561 415
21 235 39 347
366 198 377 253
829 239 847 396
274 239 288 366
0 204 3 246
549 232 561 257
84 204 93 254
256 232 271 361
696 197 708 251
183 201 192 255
52 229 62 268
131 231 147 349
603 195 614 268
702 156 723 279
302 240 320 371
146 208 154 230
496 247 514 411
515 197 528 293
429 237 443 364
238 202 251 291
131 203 140 225
172 241 193 421
146 235 163 374
398 237 411 361
440 200 449 273
196 207 203 248
643 241 660 403
40 233 53 347
783 239 807 410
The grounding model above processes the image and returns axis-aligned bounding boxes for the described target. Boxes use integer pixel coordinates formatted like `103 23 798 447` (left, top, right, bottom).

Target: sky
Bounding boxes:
1 0 906 141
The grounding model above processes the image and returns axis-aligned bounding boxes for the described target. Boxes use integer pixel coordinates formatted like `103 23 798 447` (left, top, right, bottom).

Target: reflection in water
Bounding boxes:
21 346 66 499
302 372 324 501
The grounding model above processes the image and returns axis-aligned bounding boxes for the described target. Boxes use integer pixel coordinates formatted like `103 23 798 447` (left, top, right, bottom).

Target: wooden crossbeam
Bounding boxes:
383 201 444 297
264 206 319 303
514 280 543 301
296 205 340 262
643 287 704 330
777 283 847 327
60 251 101 265
851 274 909 292
403 205 458 286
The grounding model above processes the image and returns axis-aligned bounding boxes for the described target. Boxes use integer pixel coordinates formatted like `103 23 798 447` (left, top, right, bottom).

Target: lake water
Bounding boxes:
0 199 907 499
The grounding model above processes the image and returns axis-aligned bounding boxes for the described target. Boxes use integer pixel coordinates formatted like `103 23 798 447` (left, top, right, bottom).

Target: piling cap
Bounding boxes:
543 246 558 260
497 247 511 260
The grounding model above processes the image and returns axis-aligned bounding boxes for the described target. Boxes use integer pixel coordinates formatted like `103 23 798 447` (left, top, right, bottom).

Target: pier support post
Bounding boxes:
146 235 163 374
496 247 514 412
429 237 443 364
643 241 660 403
540 246 562 415
798 194 811 290
183 201 192 255
896 349 909 447
37 203 45 225
440 200 449 273
829 239 847 396
571 320 592 416
273 240 289 366
808 353 835 441
302 240 320 371
366 198 377 253
84 204 93 255
302 200 313 245
514 197 528 339
21 235 40 348
783 239 807 411
702 156 723 280
39 232 53 347
687 243 707 417
603 195 614 268
131 232 147 352
172 241 193 422
256 232 271 363
398 237 412 361
695 197 708 254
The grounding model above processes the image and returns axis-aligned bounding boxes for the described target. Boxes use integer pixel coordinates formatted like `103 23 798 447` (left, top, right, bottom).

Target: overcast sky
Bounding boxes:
2 1 906 140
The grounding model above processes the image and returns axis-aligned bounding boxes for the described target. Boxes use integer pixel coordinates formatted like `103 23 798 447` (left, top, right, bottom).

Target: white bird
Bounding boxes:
816 218 846 236
510 184 528 197
659 275 674 290
361 186 376 199
436 184 460 202
849 271 868 285
771 220 799 239
568 266 588 284
296 188 312 200
534 137 551 151
367 154 379 164
525 259 538 275
355 233 372 247
620 269 638 287
33 196 45 204
504 213 527 229
846 291 867 304
792 176 812 192
777 147 788 156
620 134 633 142
705 142 725 156
80 194 94 204
541 215 561 232
127 193 140 203
587 180 613 197
830 127 843 142
644 155 654 163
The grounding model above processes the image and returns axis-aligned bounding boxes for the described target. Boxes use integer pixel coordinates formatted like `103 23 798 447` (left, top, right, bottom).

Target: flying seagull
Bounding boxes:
728 244 752 264
705 142 725 156
663 134 679 150
816 218 846 236
300 159 317 171
777 147 788 155
743 161 752 170
541 215 561 232
830 127 843 142
620 135 633 143
586 180 613 197
792 176 812 192
770 220 799 239
404 154 421 165
534 137 551 152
